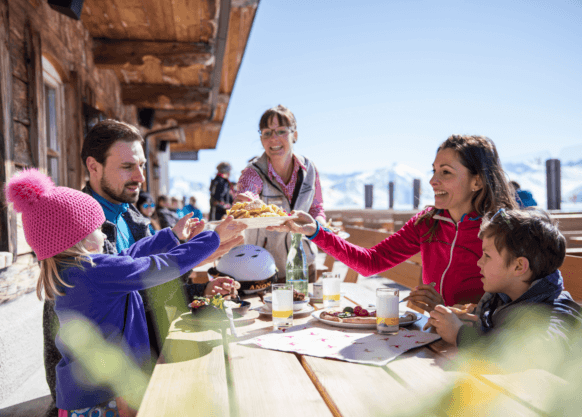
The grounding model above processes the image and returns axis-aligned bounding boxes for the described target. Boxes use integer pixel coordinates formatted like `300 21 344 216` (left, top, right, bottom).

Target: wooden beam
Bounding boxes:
154 108 211 125
209 0 231 120
92 38 213 67
121 84 210 108
24 21 46 172
0 0 17 255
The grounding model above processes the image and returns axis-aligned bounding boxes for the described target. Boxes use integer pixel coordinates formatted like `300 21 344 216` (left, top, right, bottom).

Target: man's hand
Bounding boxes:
406 282 444 313
204 277 241 299
172 212 205 241
266 210 317 236
427 305 464 345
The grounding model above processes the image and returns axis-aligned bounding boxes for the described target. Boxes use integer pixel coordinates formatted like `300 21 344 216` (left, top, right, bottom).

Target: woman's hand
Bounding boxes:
204 277 241 299
426 305 464 345
232 191 254 205
266 210 318 236
405 282 444 313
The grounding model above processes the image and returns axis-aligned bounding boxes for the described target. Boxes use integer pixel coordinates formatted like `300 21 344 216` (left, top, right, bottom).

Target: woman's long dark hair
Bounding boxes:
416 135 518 239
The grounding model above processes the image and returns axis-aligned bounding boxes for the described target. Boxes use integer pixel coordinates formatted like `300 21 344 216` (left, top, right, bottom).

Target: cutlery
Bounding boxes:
225 307 238 338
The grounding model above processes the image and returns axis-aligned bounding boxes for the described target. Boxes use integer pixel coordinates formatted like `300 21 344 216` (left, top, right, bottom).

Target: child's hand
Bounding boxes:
427 305 464 345
214 216 247 243
172 212 197 241
406 282 444 313
183 218 205 241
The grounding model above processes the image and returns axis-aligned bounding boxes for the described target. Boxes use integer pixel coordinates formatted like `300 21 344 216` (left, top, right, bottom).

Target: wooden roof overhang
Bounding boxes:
81 0 259 159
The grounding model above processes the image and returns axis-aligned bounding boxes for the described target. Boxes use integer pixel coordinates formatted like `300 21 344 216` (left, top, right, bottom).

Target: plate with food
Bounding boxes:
312 306 421 330
209 200 299 229
188 295 257 325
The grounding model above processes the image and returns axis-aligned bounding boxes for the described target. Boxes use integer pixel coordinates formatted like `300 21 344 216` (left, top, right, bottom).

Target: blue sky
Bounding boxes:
170 0 582 184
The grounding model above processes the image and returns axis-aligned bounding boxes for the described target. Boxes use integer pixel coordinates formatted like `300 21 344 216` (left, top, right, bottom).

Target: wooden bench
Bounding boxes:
341 226 423 289
0 395 52 417
560 255 582 304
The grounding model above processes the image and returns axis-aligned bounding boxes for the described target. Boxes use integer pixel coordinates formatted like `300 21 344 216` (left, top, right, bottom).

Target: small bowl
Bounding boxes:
231 300 251 316
263 295 309 312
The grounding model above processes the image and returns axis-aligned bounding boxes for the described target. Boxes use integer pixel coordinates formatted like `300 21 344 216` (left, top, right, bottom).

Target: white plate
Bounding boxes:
311 309 421 330
257 304 314 317
208 214 300 230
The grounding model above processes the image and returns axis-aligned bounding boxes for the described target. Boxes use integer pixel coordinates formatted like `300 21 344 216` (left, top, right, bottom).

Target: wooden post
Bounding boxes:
546 159 561 210
413 179 421 209
64 70 85 189
0 0 16 254
388 181 394 209
365 184 373 209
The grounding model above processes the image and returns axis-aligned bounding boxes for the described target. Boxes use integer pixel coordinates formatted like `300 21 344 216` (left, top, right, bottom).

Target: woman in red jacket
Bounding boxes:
271 135 518 313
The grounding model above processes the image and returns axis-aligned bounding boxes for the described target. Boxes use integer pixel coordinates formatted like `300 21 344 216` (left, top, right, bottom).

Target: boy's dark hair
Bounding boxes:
157 195 168 206
81 119 143 168
479 208 566 283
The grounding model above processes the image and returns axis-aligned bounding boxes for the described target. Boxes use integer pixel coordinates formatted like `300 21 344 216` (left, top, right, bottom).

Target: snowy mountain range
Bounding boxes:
171 153 582 213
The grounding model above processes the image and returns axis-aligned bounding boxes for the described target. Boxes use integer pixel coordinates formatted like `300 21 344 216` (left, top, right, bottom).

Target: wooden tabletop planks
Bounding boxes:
138 283 552 417
137 315 229 417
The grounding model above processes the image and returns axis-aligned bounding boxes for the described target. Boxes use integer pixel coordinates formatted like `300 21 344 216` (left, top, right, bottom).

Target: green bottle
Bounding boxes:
285 233 309 299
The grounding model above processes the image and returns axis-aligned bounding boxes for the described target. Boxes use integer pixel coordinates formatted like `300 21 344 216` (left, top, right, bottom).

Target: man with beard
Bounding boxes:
42 120 242 416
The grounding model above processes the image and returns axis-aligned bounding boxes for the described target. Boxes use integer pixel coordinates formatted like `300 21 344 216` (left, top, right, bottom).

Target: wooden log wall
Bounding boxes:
0 0 138 303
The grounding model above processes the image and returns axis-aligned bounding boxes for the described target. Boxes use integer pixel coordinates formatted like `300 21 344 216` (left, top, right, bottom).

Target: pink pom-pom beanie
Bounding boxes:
4 168 106 260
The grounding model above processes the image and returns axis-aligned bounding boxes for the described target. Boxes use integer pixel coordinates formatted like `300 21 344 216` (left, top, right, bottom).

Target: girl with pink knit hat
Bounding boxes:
5 169 245 417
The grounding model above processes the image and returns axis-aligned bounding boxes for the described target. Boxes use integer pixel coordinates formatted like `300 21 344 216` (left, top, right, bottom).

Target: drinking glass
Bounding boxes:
376 288 399 335
271 283 293 330
322 272 341 308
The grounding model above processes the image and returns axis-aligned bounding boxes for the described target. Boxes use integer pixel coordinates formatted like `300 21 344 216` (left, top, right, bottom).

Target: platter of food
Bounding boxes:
208 200 299 229
312 307 421 330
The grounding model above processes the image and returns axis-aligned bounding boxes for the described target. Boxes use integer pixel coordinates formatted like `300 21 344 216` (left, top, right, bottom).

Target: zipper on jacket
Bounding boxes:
433 214 459 302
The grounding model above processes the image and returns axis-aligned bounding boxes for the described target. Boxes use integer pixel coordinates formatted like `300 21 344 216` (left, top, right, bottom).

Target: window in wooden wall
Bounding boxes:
42 57 64 185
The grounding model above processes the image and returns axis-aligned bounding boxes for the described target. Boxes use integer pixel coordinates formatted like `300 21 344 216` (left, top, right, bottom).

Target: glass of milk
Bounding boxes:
271 283 293 330
322 272 341 308
376 288 399 335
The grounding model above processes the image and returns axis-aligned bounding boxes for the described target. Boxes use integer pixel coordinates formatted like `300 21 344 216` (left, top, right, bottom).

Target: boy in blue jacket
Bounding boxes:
428 208 582 375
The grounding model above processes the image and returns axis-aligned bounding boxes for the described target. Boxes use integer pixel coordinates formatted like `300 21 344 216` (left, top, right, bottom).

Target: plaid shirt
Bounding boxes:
236 154 325 219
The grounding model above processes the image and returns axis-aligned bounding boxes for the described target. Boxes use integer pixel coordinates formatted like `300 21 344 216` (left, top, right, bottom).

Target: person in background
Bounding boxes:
209 162 233 221
234 105 326 282
270 135 518 310
5 168 246 416
427 208 581 375
137 191 160 234
182 196 204 221
509 180 537 208
170 196 184 218
156 195 179 229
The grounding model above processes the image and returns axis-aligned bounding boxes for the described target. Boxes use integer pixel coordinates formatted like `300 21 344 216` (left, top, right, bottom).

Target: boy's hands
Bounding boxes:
427 305 478 345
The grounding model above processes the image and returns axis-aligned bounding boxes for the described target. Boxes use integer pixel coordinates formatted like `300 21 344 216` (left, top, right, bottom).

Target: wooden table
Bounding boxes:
137 283 567 417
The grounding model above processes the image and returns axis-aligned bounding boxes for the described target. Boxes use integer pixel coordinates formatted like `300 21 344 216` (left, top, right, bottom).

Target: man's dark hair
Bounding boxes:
479 208 566 283
81 119 143 168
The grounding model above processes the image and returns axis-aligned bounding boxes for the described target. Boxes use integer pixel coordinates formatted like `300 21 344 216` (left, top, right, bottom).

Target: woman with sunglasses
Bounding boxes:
137 191 160 234
234 105 326 282
270 135 518 312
